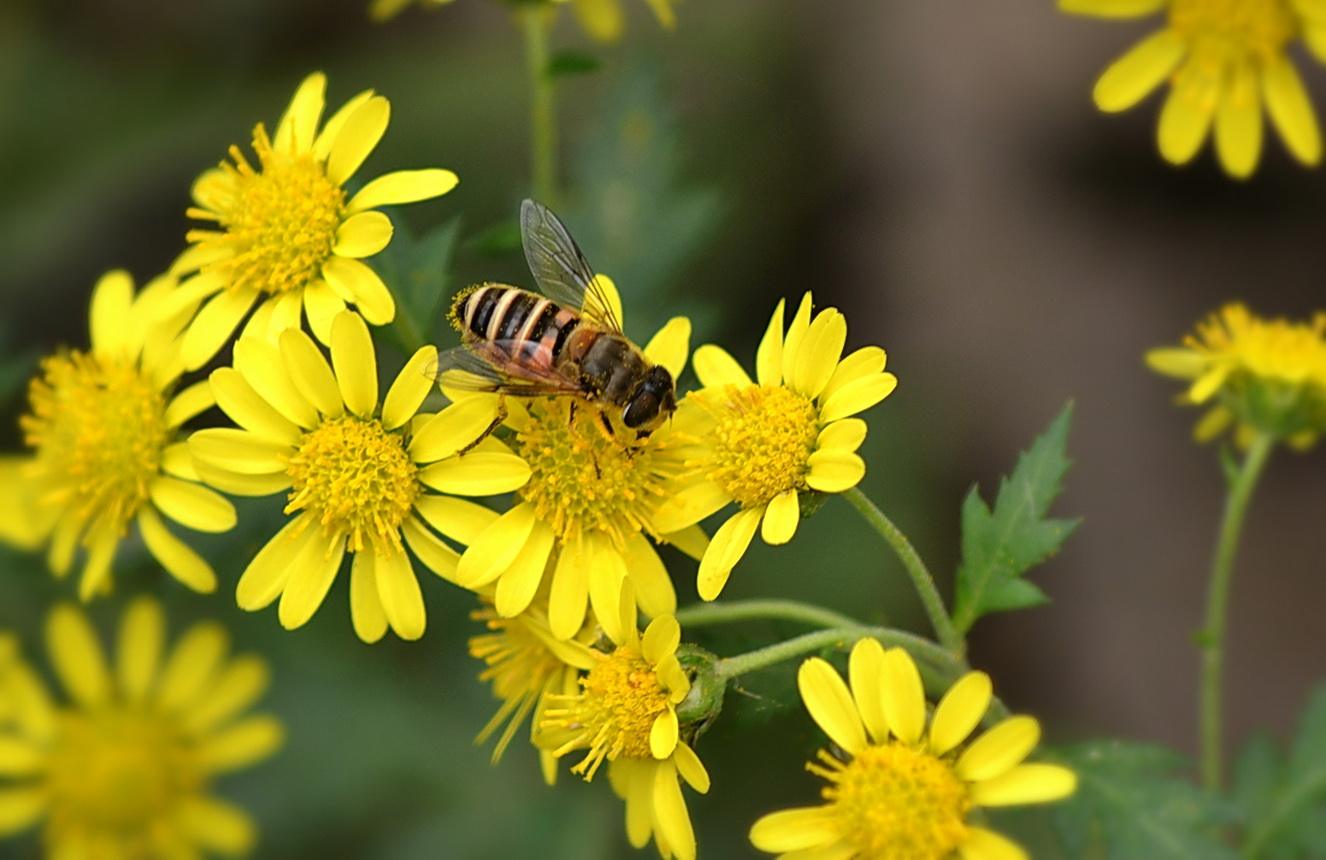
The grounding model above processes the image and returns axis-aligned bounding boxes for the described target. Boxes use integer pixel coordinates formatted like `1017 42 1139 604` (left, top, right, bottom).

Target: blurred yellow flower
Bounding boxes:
1147 302 1326 446
451 280 702 640
540 602 709 860
368 0 674 42
750 640 1076 860
173 71 458 368
1064 0 1325 177
2 271 235 600
188 311 529 642
0 598 282 858
655 292 896 601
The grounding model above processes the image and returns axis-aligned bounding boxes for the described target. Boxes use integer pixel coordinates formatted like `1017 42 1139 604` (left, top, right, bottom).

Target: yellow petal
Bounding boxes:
653 480 731 533
0 787 45 837
277 532 345 630
149 477 237 533
188 428 289 475
1215 59 1262 179
696 507 761 601
1144 347 1206 378
848 637 890 744
792 310 847 399
674 741 710 793
1059 0 1164 17
177 797 256 855
326 95 390 185
234 338 320 428
374 546 426 641
749 806 840 854
1158 60 1217 165
574 0 623 41
347 168 459 213
820 345 887 403
588 540 630 644
549 537 591 640
408 396 501 462
692 345 752 388
880 647 925 744
643 316 692 379
165 380 215 428
1092 30 1186 113
89 269 134 359
755 298 786 386
958 827 1029 860
652 760 696 860
323 257 395 326
157 622 227 712
819 372 897 422
930 671 993 756
650 707 679 759
182 287 259 370
349 551 388 643
798 657 867 755
193 462 290 497
956 716 1042 782
235 515 317 611
180 656 270 736
455 503 537 588
418 451 531 496
642 615 681 665
332 210 393 259
805 450 866 493
624 534 677 619
116 596 164 703
760 489 800 545
313 89 375 161
46 604 110 706
818 418 867 453
279 328 343 417
413 495 499 545
209 367 301 444
274 71 326 153
138 508 218 593
382 345 437 430
330 310 378 416
0 737 43 776
780 293 814 384
969 763 1078 807
1262 55 1323 165
198 715 283 774
302 280 347 346
494 521 555 618
401 517 460 581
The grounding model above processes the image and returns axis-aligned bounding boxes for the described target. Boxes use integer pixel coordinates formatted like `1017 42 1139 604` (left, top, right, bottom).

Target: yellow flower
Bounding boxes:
368 0 674 42
2 271 236 600
750 640 1076 860
0 598 282 858
451 279 703 640
468 593 593 784
655 292 897 601
1146 302 1326 446
1064 0 1325 178
540 602 710 860
188 311 530 642
172 72 458 368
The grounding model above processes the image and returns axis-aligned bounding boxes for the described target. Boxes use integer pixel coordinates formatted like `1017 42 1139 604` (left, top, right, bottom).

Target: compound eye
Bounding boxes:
623 392 660 428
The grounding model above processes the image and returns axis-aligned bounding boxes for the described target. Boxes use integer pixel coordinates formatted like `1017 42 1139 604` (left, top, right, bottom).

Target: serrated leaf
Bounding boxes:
546 51 601 78
951 402 1080 634
1050 740 1238 860
1238 683 1326 859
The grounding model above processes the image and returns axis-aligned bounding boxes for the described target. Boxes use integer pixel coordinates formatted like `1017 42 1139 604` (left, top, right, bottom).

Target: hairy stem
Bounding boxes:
842 487 965 655
1200 433 1274 792
520 7 557 204
674 598 863 631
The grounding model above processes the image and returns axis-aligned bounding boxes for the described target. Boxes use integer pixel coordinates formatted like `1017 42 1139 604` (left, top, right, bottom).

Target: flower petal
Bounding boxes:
930 670 993 756
326 95 390 186
302 281 347 346
274 71 326 153
349 550 388 644
418 451 531 496
848 637 890 744
749 806 841 854
674 741 710 793
819 373 897 422
182 288 259 370
157 622 227 712
188 428 289 475
817 418 867 453
588 540 631 644
821 346 887 403
958 827 1029 860
313 89 375 161
650 707 679 759
1263 54 1323 165
1092 30 1186 113
323 257 395 326
209 368 301 445
0 787 46 837
138 508 218 593
692 345 752 389
624 534 677 619
652 480 731 534
643 316 691 379
1215 58 1262 179
177 797 256 855
1158 60 1217 166
333 211 393 259
165 380 215 428
969 763 1078 807
330 311 378 416
1059 0 1164 17
780 292 814 384
755 298 786 386
413 495 499 545
652 761 696 860
805 450 866 493
382 345 438 430
549 537 591 640
455 503 537 588
277 532 346 631
279 328 343 417
402 517 461 581
149 477 236 533
235 515 317 611
696 507 762 601
642 615 681 664
198 716 283 774
408 396 502 462
116 596 164 703
234 338 320 428
792 310 847 399
760 489 800 545
89 269 134 359
180 656 270 736
956 716 1042 782
798 657 867 755
347 168 459 213
880 647 925 744
46 604 110 706
495 521 555 618
375 546 426 641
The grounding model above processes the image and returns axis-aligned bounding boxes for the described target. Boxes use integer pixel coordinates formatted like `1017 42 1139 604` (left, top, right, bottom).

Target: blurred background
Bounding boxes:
2 0 1325 857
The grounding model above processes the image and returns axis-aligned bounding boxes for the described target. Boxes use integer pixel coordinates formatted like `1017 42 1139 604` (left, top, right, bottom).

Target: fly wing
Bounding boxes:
429 342 586 398
520 198 624 334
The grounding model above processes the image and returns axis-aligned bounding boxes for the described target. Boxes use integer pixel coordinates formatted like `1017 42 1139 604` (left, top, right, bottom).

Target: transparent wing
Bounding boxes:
429 342 586 398
520 198 623 334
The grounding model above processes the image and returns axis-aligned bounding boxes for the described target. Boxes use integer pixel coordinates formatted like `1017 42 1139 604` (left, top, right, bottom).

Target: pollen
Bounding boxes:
285 415 419 553
1169 0 1295 55
21 351 169 533
187 123 345 297
704 385 819 508
811 743 970 860
543 646 670 780
46 708 200 835
514 399 675 546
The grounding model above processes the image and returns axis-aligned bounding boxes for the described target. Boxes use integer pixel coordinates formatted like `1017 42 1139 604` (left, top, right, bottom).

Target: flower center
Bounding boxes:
286 415 418 552
189 124 345 296
46 708 200 837
809 744 970 860
21 351 169 532
543 646 670 779
704 385 819 507
514 399 674 546
1169 0 1295 56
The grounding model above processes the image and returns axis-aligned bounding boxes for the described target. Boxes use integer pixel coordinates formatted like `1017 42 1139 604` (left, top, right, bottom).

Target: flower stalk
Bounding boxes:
520 7 557 204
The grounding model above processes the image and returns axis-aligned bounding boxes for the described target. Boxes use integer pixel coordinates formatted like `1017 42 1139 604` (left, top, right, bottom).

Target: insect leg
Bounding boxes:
458 396 509 455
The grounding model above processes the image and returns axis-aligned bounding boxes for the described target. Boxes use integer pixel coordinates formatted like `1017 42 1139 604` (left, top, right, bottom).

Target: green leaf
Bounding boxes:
1050 741 1238 859
467 219 523 258
546 51 601 78
1237 683 1326 859
374 216 462 352
951 402 1080 634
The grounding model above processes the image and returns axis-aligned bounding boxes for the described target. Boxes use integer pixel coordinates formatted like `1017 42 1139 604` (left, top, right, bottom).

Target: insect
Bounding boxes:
438 199 677 437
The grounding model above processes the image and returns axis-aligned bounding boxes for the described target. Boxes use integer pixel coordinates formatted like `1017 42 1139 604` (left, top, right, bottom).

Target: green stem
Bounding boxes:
1200 433 1274 792
842 487 964 655
520 7 557 204
674 598 862 631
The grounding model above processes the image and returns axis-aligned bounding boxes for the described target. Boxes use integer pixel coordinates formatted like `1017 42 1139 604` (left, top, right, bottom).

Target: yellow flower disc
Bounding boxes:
1169 0 1294 55
706 385 818 507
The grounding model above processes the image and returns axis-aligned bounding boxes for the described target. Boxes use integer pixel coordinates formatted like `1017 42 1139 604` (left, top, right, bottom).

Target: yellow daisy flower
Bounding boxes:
654 292 897 601
2 270 236 600
172 71 458 368
0 597 282 858
1064 0 1325 177
188 311 530 642
540 600 710 860
750 640 1076 860
1146 302 1326 446
450 280 702 640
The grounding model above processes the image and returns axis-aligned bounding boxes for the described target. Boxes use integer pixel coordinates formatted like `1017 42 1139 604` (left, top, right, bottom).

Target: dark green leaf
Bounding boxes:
374 216 462 352
468 219 523 258
951 402 1079 633
546 51 601 78
1050 741 1237 859
1237 683 1326 859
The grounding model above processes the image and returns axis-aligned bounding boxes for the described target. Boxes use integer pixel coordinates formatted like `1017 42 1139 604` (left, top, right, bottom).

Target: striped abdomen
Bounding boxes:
457 285 583 373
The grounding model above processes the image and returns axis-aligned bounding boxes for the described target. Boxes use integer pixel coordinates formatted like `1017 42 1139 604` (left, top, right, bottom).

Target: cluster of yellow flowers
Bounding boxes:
0 72 1079 860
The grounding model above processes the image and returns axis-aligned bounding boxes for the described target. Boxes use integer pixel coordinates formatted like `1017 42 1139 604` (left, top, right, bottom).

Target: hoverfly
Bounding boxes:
436 199 677 437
